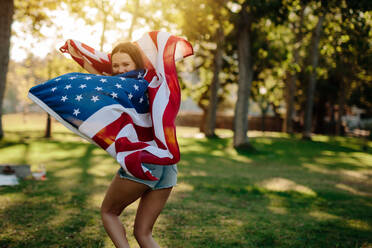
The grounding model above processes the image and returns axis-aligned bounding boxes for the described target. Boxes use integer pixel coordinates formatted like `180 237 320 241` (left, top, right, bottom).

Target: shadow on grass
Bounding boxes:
1 131 371 247
159 136 372 248
0 141 108 248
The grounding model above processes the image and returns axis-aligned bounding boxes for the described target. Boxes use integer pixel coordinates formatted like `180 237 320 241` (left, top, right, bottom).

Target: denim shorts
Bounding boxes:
117 163 178 190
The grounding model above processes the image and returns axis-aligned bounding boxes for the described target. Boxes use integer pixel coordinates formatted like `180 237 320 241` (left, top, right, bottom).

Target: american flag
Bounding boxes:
28 31 193 181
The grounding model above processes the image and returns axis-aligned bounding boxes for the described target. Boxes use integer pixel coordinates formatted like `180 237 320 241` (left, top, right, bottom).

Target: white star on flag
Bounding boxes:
134 84 139 90
73 108 80 116
51 87 57 92
115 83 122 89
91 95 99 102
100 78 107 83
128 93 133 99
120 77 126 81
61 96 68 102
139 97 144 103
79 84 87 89
137 72 142 78
55 78 61 81
85 76 92 80
64 84 72 90
69 76 77 80
75 95 83 101
110 92 118 98
95 86 103 91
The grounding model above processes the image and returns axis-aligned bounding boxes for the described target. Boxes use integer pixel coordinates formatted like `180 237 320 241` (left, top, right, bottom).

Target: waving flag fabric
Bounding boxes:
28 31 193 181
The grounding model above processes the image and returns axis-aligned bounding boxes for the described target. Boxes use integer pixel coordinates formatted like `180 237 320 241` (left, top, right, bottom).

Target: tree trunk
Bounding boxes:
0 0 14 139
314 96 326 134
45 114 51 138
204 27 224 138
285 73 296 133
302 14 324 140
261 111 267 132
336 79 346 136
128 0 140 41
233 13 253 149
199 109 207 133
100 14 108 51
44 57 53 138
284 5 304 134
330 103 336 135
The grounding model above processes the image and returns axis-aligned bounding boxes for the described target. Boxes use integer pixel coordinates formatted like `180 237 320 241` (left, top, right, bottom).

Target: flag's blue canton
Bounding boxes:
29 69 149 128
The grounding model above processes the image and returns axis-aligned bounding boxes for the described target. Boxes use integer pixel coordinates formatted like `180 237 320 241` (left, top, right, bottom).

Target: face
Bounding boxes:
111 52 137 75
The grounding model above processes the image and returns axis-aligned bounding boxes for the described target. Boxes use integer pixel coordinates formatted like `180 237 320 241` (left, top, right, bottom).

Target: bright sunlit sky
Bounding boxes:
10 2 150 62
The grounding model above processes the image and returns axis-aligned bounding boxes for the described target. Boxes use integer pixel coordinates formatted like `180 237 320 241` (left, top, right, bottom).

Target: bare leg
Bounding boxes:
133 187 173 248
101 174 150 248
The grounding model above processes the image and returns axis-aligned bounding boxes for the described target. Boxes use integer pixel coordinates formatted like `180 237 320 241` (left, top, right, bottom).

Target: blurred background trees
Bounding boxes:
1 0 371 145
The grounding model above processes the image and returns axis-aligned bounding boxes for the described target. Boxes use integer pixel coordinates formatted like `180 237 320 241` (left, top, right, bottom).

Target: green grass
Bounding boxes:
1 113 372 248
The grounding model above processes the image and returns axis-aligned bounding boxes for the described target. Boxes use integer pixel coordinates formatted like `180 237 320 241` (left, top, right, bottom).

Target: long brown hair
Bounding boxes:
111 42 145 70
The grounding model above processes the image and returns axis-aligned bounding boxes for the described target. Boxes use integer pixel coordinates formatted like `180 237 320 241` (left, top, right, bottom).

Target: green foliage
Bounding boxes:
156 0 235 112
14 0 60 35
7 0 372 129
4 53 83 113
316 1 372 116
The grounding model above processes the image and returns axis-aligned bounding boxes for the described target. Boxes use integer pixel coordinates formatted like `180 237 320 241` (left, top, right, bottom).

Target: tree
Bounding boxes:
0 0 61 139
0 0 14 139
302 9 324 139
284 1 305 134
201 25 224 137
160 0 231 137
302 0 371 137
232 2 253 148
231 0 285 149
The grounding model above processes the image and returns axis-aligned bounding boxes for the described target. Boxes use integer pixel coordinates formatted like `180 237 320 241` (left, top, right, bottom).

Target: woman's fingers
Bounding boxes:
67 40 83 59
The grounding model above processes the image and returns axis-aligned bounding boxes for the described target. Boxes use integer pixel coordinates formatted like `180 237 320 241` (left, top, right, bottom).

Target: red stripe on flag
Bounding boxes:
81 43 96 54
149 31 159 51
92 112 154 150
124 151 159 180
144 69 157 83
161 36 182 163
134 42 155 71
115 137 149 152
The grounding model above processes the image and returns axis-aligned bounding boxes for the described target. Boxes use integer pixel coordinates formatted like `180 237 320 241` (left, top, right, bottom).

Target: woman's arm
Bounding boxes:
67 40 102 75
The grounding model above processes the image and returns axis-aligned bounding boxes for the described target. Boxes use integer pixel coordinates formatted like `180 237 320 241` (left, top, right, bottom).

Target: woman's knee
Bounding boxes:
133 224 152 241
100 202 124 217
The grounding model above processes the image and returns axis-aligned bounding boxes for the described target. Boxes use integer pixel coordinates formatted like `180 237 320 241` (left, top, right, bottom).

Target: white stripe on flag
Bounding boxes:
137 33 158 68
148 74 161 88
175 40 187 62
150 32 171 148
106 142 116 157
156 32 171 77
116 123 139 143
79 104 152 138
74 40 110 62
27 92 99 147
151 77 170 147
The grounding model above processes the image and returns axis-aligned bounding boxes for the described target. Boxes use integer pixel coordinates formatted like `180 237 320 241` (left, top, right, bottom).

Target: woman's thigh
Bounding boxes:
134 187 173 232
101 173 151 216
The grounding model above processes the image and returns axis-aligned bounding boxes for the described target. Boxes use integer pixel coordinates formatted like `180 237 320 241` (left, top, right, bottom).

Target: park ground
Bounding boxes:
0 113 371 248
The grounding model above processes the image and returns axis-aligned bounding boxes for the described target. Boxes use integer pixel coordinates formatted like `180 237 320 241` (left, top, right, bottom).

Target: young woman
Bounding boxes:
30 33 192 247
99 42 178 248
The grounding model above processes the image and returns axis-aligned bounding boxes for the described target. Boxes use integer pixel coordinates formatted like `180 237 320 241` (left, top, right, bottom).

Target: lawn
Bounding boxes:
1 113 372 248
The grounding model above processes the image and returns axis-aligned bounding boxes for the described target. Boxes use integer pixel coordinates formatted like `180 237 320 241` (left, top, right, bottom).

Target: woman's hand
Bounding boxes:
67 40 83 59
